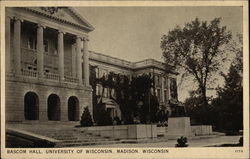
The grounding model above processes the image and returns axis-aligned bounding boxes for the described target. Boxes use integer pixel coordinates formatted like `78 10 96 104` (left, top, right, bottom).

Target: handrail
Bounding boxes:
21 69 37 78
44 72 60 81
64 76 78 83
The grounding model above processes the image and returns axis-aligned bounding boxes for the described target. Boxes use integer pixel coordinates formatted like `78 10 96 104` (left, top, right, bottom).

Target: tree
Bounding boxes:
212 34 243 132
213 52 243 132
161 18 232 107
184 91 215 125
130 74 160 123
95 102 113 126
212 64 243 132
89 65 98 122
95 72 160 124
80 107 93 127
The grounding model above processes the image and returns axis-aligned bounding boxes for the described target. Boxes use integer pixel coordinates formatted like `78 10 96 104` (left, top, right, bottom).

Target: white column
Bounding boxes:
161 76 165 102
71 44 77 77
83 37 89 86
58 30 64 81
5 16 11 73
13 17 22 75
76 36 82 84
167 77 171 100
37 24 45 78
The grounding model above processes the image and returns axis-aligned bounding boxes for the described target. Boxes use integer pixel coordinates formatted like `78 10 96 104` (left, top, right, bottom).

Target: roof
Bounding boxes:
23 7 94 32
89 51 178 75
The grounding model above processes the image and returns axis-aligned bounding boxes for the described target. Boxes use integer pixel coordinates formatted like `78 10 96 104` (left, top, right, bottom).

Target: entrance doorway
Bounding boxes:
47 94 60 121
24 92 39 120
68 96 79 121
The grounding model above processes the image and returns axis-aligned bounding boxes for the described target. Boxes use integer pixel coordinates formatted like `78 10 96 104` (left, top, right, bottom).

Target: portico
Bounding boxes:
5 7 94 122
6 16 90 86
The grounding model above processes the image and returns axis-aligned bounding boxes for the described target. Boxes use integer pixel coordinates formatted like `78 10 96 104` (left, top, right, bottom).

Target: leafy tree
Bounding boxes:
212 63 243 131
89 65 98 122
184 91 215 125
130 74 160 123
94 72 160 124
80 107 93 127
95 102 113 126
212 34 243 132
161 18 232 107
185 34 243 131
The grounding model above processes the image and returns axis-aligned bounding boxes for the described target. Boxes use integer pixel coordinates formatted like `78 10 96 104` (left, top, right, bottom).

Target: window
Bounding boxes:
96 85 99 95
98 85 102 96
157 89 161 101
95 67 99 78
170 78 178 100
165 77 168 88
104 88 108 97
28 37 36 50
164 90 167 101
44 40 49 52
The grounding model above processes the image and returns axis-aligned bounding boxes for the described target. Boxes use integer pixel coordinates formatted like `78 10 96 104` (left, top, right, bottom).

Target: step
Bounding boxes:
59 140 120 147
53 137 78 140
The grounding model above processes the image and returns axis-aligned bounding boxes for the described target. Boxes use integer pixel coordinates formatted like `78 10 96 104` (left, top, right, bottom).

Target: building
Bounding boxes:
5 7 180 123
5 7 94 122
89 51 179 120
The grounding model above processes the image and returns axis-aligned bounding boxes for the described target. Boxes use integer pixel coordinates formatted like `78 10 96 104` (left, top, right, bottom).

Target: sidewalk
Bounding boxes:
85 136 242 147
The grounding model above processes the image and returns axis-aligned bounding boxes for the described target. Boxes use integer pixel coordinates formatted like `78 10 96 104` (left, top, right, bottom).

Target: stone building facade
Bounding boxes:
5 7 94 122
5 7 179 122
89 51 179 120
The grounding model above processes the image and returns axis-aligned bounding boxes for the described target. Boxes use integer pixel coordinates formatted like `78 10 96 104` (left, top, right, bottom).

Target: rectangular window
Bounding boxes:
164 90 167 101
28 37 36 50
95 67 99 78
98 85 102 96
44 40 49 53
170 78 178 100
165 77 168 88
96 85 99 95
157 89 161 101
104 88 108 97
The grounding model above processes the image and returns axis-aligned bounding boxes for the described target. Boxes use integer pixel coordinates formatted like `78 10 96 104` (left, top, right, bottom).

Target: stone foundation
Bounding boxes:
5 75 92 122
166 117 194 139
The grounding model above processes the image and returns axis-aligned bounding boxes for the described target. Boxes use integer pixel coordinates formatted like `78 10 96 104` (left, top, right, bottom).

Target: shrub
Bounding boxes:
113 116 122 125
80 107 93 127
96 107 113 126
176 136 188 147
238 137 243 146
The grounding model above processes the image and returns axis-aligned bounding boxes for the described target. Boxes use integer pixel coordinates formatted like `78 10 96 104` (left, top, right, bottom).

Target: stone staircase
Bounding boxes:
7 122 120 147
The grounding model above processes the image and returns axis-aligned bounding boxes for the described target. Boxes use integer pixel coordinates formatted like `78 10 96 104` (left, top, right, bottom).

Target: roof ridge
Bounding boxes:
67 7 95 31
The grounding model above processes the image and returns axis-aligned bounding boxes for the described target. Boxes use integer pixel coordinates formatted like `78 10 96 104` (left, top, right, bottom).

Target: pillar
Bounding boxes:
71 44 77 77
161 76 165 102
5 16 11 73
37 24 45 78
83 37 89 86
76 36 82 84
13 17 22 75
58 30 64 81
167 77 171 100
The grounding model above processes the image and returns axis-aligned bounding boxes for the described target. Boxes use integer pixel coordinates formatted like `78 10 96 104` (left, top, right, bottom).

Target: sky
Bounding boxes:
75 6 243 101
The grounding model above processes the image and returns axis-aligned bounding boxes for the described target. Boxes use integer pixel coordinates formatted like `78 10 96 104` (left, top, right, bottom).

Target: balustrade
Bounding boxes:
64 76 79 83
44 72 60 81
21 69 37 78
16 47 79 84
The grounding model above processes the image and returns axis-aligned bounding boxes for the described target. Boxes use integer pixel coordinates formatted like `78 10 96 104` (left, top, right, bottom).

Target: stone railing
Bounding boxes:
64 76 78 83
44 72 60 81
21 47 37 64
21 69 37 78
20 70 79 84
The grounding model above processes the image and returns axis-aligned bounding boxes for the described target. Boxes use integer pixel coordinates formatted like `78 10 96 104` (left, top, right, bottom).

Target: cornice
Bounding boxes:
22 7 94 33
